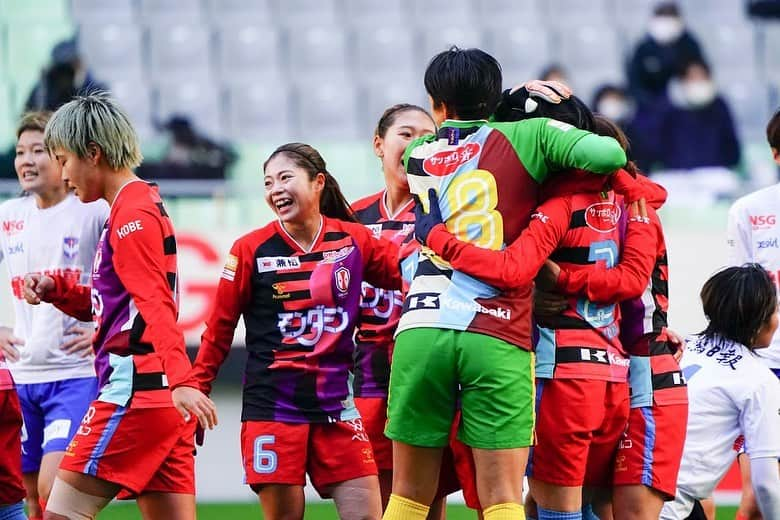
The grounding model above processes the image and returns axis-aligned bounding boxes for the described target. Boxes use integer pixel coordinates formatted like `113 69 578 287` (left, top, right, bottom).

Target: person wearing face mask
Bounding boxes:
655 59 740 172
627 2 706 105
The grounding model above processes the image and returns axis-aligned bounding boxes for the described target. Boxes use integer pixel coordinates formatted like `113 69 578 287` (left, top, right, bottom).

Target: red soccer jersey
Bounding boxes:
556 176 687 406
0 361 13 390
192 216 401 423
351 191 418 398
44 181 192 408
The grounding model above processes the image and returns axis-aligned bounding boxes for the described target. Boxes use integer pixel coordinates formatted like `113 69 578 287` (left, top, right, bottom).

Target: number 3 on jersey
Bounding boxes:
444 169 504 250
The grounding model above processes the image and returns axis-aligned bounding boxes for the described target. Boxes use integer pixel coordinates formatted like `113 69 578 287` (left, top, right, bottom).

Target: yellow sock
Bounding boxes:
383 494 430 520
483 502 525 520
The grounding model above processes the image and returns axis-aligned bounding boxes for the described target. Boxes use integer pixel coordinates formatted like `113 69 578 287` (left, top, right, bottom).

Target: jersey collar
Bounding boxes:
275 215 324 254
440 119 489 129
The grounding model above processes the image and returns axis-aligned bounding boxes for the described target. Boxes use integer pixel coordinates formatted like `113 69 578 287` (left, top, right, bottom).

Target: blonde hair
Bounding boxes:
44 91 143 170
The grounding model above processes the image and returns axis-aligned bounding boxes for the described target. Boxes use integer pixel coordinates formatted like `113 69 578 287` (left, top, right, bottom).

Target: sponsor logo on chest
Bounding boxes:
2 220 24 236
585 202 621 233
257 256 301 273
7 242 23 255
758 237 779 249
750 214 776 230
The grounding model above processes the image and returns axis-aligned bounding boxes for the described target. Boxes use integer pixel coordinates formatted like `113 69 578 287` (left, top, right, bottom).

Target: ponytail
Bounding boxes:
264 142 356 222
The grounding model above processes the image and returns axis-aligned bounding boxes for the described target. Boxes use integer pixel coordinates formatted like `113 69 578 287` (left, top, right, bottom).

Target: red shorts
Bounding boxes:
613 403 687 499
354 397 392 471
241 419 378 498
0 389 25 504
60 400 195 496
529 379 629 487
449 435 480 510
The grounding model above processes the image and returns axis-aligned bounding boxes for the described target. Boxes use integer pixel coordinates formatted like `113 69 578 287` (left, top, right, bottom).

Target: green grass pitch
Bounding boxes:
99 502 740 519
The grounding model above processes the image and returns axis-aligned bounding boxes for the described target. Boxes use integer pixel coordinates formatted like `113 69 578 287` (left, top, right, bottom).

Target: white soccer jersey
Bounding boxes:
0 194 108 383
727 184 780 367
675 335 780 501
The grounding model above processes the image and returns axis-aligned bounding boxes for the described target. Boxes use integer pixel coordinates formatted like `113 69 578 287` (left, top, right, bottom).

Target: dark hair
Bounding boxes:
653 1 681 17
424 47 502 121
16 111 52 139
767 108 780 150
676 58 710 79
495 92 595 132
699 264 777 348
263 143 356 223
375 103 434 138
591 84 627 110
592 114 640 176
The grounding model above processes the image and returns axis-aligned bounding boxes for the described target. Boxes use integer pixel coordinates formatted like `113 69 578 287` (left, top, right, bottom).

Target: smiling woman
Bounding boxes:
187 142 404 520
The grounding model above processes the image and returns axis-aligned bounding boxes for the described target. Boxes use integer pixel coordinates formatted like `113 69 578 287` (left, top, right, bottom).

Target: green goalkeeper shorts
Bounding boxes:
385 327 535 449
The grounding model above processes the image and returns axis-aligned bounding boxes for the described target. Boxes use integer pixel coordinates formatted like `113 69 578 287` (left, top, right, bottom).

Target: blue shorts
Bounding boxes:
17 377 98 473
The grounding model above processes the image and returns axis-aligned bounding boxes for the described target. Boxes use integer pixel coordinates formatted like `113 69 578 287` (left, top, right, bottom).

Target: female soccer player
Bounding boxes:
182 143 402 520
23 93 216 520
540 116 688 520
660 265 780 519
0 111 107 519
351 104 436 507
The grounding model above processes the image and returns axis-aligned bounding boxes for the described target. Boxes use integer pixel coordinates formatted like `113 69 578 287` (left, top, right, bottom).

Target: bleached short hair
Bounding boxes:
44 91 143 170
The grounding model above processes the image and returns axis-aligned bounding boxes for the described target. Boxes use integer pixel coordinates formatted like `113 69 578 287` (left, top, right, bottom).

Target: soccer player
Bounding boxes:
22 93 216 520
661 265 780 519
383 47 627 520
0 358 26 520
351 104 438 509
0 111 106 519
184 143 402 520
542 117 688 520
726 107 780 520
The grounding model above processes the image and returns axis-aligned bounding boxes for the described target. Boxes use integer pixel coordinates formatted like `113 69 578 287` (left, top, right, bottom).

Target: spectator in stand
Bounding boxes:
655 59 740 171
539 64 569 84
591 84 652 171
25 39 107 113
627 2 706 105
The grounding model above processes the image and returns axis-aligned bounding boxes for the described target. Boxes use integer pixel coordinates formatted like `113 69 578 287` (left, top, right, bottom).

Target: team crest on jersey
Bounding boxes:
257 256 301 273
334 266 350 294
63 236 79 260
585 202 621 233
422 142 481 177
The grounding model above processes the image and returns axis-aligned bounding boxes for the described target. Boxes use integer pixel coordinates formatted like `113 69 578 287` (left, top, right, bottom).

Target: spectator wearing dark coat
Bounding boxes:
627 2 706 104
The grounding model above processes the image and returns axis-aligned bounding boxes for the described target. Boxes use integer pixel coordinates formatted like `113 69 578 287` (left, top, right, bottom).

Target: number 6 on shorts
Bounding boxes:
253 435 277 474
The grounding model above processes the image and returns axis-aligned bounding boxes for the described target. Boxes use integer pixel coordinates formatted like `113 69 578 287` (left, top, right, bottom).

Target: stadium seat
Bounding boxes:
215 23 282 84
354 25 417 84
408 0 473 26
6 21 75 92
147 23 212 79
157 81 223 140
77 23 143 80
225 83 293 142
420 26 484 68
557 24 623 80
488 24 552 87
343 0 404 26
70 0 135 24
296 81 360 140
721 75 773 141
360 81 428 137
762 22 780 83
288 25 349 83
0 81 15 149
698 23 756 73
475 0 543 26
544 0 610 28
683 0 747 33
138 0 202 23
277 0 338 26
109 79 154 141
205 0 274 25
0 0 68 20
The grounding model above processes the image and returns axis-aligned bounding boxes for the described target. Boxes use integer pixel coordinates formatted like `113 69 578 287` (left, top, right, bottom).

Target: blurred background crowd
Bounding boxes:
0 0 779 206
